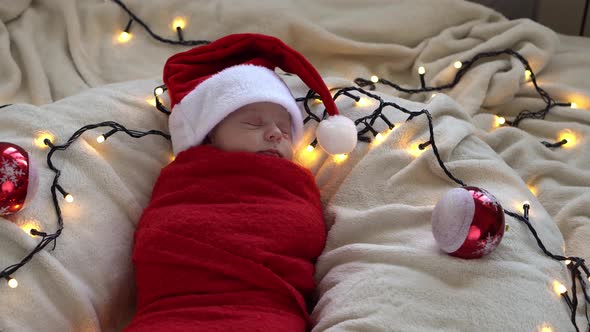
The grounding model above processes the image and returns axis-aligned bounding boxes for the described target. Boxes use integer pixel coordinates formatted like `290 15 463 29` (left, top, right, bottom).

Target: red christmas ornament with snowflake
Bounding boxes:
0 142 36 216
431 186 505 259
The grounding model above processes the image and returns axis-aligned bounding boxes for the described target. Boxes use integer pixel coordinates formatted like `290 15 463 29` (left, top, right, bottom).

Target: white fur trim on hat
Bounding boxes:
168 65 303 156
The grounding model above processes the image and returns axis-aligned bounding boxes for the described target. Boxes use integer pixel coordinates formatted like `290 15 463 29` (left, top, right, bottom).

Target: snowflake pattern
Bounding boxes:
473 233 502 256
0 206 9 215
0 157 25 188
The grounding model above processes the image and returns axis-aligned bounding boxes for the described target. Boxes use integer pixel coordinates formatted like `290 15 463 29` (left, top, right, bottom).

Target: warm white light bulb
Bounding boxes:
453 61 462 69
524 70 531 81
334 154 348 163
370 75 379 83
540 325 553 332
96 135 105 143
558 130 576 147
418 66 426 75
7 278 18 288
570 102 578 109
35 131 56 149
565 259 572 265
553 281 567 295
523 200 531 206
172 17 186 30
306 145 315 152
496 116 506 126
117 31 132 43
20 221 41 237
65 194 74 203
155 87 164 96
356 97 372 107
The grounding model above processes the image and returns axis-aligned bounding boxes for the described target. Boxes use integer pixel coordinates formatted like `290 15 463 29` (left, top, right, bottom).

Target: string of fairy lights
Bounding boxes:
0 1 587 331
111 0 209 46
1 122 169 290
353 48 579 144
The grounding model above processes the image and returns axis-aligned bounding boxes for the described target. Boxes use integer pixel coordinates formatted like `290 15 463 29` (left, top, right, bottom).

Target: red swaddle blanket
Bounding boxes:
125 145 326 331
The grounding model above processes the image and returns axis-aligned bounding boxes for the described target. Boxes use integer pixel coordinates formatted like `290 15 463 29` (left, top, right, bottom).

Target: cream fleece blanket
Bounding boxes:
1 0 589 331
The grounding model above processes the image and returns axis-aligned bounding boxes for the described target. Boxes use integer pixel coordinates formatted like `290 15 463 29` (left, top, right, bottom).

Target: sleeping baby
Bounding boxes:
124 33 354 331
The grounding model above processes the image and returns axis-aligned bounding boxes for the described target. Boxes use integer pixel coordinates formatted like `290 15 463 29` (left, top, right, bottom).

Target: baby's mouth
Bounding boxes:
257 149 282 158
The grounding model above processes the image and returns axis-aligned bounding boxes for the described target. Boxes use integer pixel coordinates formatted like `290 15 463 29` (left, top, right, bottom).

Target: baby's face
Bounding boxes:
208 102 294 160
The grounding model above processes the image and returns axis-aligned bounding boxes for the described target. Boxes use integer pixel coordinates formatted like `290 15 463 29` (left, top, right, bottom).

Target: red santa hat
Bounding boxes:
163 33 357 156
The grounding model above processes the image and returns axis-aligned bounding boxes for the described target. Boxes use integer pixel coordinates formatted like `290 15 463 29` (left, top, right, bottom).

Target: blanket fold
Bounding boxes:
125 145 326 331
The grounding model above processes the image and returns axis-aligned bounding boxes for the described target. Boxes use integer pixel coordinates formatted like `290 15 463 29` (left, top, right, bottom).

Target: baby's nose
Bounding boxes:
265 126 283 141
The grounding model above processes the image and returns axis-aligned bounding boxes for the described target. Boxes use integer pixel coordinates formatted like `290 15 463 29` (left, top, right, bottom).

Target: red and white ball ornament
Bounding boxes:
431 186 505 259
0 142 37 216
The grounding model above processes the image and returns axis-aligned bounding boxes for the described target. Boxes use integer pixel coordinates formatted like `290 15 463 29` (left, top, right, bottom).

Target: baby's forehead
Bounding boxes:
235 103 291 122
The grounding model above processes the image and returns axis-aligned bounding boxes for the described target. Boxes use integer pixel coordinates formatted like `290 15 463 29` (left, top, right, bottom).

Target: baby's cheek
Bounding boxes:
284 145 294 160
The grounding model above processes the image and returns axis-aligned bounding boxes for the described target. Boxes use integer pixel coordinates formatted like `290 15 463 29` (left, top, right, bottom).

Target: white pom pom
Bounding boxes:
316 115 357 155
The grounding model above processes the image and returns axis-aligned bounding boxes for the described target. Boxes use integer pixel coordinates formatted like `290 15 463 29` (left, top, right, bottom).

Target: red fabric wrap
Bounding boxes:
125 145 326 331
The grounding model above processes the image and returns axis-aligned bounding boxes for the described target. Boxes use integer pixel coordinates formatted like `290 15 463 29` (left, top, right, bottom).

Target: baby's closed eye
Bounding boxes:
241 121 263 127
